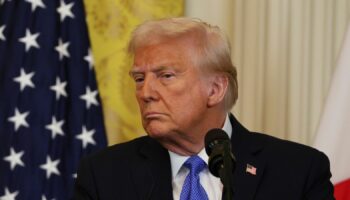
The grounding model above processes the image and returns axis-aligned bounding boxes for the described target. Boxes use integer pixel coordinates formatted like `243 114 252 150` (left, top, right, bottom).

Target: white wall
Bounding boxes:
185 0 350 145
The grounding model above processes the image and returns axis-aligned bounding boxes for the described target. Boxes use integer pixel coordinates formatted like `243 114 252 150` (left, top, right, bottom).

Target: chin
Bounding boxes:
144 123 171 139
146 128 168 139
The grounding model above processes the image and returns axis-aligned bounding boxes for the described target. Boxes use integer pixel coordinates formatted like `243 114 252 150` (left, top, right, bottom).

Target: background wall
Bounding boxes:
185 0 350 145
86 0 350 146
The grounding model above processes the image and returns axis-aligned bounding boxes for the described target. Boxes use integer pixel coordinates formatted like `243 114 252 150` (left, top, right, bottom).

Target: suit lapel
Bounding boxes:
131 138 173 200
229 114 267 200
130 114 266 200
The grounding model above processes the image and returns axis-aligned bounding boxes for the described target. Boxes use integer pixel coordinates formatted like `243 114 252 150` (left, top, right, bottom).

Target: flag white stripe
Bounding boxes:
314 24 350 184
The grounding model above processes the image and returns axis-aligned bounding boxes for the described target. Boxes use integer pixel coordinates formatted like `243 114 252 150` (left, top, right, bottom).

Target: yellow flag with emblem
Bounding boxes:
84 0 183 145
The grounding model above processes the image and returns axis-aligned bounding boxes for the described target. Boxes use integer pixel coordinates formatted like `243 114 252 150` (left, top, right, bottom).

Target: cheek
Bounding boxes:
167 86 208 114
135 91 142 102
135 94 144 109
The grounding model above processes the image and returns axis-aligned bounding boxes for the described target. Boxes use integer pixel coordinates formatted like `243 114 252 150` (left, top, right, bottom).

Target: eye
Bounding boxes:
133 75 144 83
160 73 175 79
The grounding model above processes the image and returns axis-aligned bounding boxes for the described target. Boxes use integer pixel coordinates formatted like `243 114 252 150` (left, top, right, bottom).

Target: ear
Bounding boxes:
207 74 228 107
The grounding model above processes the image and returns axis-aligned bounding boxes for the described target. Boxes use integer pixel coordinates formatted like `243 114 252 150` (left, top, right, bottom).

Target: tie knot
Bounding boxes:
184 155 206 175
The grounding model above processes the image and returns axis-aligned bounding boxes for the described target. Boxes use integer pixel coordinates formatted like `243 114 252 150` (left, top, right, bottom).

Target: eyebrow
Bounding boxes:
129 66 173 76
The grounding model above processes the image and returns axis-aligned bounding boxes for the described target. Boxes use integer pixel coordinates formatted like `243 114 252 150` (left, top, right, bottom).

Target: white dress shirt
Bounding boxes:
169 115 232 200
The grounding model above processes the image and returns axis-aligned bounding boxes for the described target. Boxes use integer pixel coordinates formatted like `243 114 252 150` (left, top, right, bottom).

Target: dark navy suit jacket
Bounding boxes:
73 115 334 200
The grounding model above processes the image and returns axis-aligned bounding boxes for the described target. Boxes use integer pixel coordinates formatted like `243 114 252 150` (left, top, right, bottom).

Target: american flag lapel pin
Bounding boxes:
246 164 257 175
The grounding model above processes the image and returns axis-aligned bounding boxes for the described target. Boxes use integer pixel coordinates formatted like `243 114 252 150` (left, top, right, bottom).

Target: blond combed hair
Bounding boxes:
128 17 238 111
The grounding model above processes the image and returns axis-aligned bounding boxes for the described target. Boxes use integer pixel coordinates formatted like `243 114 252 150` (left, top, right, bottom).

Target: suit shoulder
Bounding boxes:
248 132 327 160
246 132 333 197
84 136 150 162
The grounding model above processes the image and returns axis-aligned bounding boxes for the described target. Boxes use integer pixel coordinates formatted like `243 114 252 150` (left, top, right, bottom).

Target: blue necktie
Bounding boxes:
180 155 209 200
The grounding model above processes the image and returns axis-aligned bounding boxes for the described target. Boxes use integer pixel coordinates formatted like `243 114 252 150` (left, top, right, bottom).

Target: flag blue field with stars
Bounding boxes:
0 0 108 199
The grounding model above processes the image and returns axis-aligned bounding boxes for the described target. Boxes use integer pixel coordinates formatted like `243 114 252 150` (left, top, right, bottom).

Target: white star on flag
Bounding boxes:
84 48 94 70
50 77 67 100
13 68 35 91
40 156 60 179
3 148 25 170
57 0 74 22
76 126 96 148
8 108 30 131
80 86 99 109
25 0 45 12
18 28 40 52
55 38 70 60
0 187 19 200
0 25 5 41
45 116 65 139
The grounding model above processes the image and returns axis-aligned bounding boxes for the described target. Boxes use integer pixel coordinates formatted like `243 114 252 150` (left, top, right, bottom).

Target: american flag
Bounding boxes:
246 164 257 175
0 0 107 199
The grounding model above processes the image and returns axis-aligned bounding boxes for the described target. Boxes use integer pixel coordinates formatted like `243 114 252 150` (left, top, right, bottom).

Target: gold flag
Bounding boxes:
84 0 183 145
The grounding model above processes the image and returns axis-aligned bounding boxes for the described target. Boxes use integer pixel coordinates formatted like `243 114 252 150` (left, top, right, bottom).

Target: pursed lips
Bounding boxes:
143 112 166 120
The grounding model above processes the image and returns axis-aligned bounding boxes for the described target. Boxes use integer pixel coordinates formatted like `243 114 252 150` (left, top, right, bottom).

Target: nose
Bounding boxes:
138 75 159 103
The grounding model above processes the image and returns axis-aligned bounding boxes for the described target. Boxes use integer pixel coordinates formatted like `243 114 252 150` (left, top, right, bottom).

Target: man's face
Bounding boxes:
130 39 211 142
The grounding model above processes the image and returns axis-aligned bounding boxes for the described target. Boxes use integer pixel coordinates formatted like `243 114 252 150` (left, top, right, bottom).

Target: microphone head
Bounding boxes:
205 128 235 178
205 128 229 156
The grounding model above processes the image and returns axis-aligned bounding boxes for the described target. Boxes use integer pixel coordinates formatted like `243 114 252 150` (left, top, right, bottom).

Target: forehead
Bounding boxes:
132 40 194 71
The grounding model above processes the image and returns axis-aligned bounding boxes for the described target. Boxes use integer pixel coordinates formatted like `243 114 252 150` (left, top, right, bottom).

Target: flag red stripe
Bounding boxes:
335 178 350 200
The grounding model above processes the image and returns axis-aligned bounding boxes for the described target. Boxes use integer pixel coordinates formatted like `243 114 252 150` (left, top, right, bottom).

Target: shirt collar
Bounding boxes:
169 114 232 178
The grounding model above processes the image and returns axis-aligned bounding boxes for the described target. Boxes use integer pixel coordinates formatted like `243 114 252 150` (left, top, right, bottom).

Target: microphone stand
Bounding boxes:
219 143 234 200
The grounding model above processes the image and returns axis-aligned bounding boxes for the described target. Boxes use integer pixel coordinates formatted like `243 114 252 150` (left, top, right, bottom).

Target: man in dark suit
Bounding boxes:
73 17 334 199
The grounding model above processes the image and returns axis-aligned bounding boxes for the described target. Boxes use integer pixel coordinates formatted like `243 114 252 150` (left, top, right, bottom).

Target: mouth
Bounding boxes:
143 112 165 120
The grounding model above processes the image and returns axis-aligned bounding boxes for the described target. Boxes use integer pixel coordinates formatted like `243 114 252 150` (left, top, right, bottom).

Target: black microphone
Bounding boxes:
205 128 236 177
205 128 236 200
